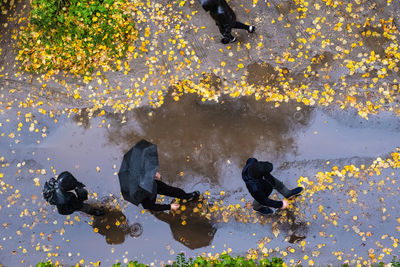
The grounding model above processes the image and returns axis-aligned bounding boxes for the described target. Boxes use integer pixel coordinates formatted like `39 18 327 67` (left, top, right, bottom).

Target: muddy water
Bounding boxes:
0 93 399 266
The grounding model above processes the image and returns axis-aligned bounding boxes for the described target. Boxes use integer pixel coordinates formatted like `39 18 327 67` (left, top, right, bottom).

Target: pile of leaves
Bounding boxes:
17 0 138 75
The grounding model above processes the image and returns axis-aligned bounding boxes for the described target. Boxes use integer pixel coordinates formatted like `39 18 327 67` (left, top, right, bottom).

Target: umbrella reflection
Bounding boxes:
92 208 143 245
151 201 217 250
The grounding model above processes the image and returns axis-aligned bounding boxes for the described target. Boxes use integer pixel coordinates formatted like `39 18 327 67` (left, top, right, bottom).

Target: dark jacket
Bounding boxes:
202 0 236 34
242 158 283 208
55 172 88 215
55 189 85 215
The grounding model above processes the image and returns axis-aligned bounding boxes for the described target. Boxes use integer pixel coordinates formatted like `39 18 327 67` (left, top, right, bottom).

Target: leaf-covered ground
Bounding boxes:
1 0 400 118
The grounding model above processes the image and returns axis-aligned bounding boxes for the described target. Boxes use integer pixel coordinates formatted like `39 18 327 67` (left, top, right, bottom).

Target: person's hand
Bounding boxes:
170 203 180 211
281 199 289 209
155 172 162 180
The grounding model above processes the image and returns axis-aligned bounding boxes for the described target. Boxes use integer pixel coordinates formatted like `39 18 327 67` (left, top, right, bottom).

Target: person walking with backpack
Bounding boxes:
242 158 303 215
201 0 255 44
43 171 104 216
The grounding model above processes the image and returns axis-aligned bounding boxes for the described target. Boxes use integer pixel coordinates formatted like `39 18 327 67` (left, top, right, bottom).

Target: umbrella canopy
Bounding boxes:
118 140 158 206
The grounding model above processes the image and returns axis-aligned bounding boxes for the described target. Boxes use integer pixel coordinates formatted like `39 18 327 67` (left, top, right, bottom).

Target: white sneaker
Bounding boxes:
248 25 255 33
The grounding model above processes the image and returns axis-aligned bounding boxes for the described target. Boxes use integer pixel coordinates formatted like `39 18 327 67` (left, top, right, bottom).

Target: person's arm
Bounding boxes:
250 190 283 209
75 187 88 201
76 181 86 188
56 192 83 215
141 197 171 212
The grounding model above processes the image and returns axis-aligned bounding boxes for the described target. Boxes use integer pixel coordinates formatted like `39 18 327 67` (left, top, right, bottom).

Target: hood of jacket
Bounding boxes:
242 158 258 182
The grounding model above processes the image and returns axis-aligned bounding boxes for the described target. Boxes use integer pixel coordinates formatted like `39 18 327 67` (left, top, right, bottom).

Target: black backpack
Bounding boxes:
43 178 59 205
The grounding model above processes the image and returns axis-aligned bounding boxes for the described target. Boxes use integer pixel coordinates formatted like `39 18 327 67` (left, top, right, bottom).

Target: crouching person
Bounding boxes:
242 158 303 215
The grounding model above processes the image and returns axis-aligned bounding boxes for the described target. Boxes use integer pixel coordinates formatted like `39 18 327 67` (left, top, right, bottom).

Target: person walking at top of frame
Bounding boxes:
140 172 200 212
242 158 304 215
201 0 255 44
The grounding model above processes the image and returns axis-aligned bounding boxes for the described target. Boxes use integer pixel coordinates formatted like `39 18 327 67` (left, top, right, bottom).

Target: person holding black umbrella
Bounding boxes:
118 140 199 212
242 158 303 215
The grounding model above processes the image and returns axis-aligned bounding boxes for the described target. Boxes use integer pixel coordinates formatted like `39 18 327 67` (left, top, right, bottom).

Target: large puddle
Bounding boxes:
0 93 399 266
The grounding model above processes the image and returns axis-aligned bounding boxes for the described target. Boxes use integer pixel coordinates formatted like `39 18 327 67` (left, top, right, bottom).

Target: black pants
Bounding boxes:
264 173 292 197
141 180 189 211
233 22 249 31
253 174 291 210
219 21 250 39
155 180 187 198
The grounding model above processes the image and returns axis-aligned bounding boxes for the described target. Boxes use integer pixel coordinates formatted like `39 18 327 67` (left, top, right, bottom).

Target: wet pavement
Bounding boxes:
0 93 399 266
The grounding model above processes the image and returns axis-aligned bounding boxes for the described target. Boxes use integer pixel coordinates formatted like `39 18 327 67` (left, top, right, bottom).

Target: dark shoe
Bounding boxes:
287 187 304 199
248 25 255 33
254 206 274 215
92 209 105 216
221 37 236 44
185 191 200 201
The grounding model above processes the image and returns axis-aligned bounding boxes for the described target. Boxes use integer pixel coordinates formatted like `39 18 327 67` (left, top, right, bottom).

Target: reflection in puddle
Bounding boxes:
278 209 307 244
91 198 143 245
90 93 313 184
151 201 217 250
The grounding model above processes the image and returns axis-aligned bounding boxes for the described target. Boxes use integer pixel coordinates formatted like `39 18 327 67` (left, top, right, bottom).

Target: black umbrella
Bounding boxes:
118 140 158 206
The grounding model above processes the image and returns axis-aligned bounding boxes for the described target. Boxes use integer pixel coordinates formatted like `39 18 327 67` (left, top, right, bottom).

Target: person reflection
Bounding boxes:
91 208 143 245
151 202 217 250
276 208 307 244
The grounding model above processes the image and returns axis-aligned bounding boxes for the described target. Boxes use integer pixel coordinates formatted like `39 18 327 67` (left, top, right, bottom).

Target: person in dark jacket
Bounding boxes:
141 172 200 212
53 172 104 216
201 0 255 44
242 158 303 215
